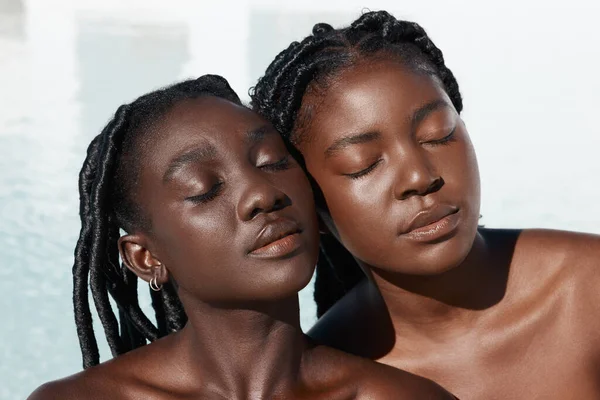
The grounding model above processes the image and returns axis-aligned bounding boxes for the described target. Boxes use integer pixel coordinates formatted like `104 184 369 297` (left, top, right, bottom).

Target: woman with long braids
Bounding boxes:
28 74 456 399
251 10 600 399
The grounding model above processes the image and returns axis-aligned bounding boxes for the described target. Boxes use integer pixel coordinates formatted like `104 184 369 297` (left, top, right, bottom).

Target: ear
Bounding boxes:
118 234 169 285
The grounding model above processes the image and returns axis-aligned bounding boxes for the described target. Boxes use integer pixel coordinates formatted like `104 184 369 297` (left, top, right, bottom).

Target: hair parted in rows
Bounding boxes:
73 74 243 369
250 10 463 318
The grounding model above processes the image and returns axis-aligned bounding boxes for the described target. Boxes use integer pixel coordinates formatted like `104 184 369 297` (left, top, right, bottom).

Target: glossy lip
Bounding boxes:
401 205 460 243
248 218 303 258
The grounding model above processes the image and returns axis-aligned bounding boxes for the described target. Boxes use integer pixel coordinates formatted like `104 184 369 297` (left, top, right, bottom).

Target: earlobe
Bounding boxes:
316 208 339 238
118 235 168 286
317 215 330 235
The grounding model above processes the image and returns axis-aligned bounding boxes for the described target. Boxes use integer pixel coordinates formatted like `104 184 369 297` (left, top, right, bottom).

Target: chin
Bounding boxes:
370 230 473 277
381 259 460 277
410 231 475 276
412 257 464 276
279 265 315 297
254 258 316 301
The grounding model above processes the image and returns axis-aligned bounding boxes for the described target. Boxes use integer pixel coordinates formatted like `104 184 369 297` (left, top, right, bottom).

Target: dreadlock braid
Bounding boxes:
88 105 131 358
161 282 187 333
250 10 463 317
73 74 241 368
73 136 102 367
150 286 168 337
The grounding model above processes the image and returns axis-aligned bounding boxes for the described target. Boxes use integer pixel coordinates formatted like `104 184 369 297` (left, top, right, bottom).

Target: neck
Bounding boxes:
366 229 515 340
174 292 308 398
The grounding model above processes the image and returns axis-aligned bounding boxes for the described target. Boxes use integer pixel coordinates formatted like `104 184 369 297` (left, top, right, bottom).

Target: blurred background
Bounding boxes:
1 0 599 398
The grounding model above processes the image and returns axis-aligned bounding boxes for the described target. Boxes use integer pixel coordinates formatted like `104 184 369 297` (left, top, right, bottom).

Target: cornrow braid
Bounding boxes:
250 10 463 317
73 74 241 368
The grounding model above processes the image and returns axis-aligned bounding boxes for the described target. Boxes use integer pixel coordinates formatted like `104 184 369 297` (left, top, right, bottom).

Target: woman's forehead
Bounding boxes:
160 97 258 136
299 60 447 144
141 99 281 174
145 99 262 153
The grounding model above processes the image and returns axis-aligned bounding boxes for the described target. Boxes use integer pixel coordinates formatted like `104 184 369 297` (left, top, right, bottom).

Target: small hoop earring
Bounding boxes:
149 276 163 291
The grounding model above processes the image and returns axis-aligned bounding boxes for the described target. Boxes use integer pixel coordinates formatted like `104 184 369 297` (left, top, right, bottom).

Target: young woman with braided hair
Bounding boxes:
251 10 600 399
28 74 456 399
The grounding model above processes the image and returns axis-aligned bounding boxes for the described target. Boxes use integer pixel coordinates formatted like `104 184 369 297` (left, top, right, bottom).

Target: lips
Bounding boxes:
403 204 459 234
249 218 302 254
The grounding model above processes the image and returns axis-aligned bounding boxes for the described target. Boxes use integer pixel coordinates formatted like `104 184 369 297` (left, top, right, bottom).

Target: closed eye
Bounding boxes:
259 155 292 172
422 127 456 146
343 159 383 180
185 181 224 204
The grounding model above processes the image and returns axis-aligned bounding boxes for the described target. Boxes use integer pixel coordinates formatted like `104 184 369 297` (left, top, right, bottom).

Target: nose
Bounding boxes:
393 149 444 200
237 176 291 221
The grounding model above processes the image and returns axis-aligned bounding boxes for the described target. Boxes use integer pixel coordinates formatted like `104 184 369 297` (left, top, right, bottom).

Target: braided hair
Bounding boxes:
250 10 463 317
73 74 242 368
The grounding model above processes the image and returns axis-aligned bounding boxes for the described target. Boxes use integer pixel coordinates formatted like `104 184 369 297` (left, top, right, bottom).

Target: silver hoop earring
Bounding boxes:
149 276 163 291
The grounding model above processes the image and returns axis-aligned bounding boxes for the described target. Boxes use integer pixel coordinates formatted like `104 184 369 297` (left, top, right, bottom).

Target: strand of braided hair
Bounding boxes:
73 75 242 368
250 10 463 317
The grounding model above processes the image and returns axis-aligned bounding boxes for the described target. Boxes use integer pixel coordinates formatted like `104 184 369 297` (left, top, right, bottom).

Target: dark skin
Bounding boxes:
298 59 600 399
29 97 456 400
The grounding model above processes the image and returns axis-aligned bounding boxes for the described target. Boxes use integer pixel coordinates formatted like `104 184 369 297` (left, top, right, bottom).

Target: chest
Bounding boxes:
407 338 600 399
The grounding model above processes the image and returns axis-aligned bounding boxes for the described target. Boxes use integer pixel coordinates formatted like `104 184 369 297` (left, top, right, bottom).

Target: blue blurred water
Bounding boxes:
2 1 600 399
0 5 321 398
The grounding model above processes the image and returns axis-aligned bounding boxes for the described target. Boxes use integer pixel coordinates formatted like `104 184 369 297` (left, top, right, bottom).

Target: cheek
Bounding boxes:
463 141 482 222
443 137 481 207
284 169 318 220
288 169 315 206
285 170 320 255
154 207 240 285
319 177 394 257
304 149 392 254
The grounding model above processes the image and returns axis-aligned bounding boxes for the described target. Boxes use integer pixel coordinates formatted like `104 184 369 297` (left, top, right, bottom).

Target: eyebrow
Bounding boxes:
163 145 217 183
161 124 275 183
322 100 451 158
324 131 381 158
244 124 274 145
410 99 451 134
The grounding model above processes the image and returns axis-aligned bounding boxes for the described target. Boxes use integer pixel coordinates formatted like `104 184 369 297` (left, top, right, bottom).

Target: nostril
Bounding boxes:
272 199 283 212
428 177 444 194
399 177 444 200
399 189 419 200
271 194 292 213
249 207 262 220
244 189 293 220
272 197 288 212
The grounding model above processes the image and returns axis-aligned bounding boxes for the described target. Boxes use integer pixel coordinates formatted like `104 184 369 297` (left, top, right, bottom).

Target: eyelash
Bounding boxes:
423 127 456 146
183 156 290 204
342 128 456 181
344 159 383 180
260 155 291 172
186 181 224 204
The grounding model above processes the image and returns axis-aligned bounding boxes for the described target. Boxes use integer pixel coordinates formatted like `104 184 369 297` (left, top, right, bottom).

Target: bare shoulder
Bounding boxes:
505 229 600 331
27 337 182 400
518 228 600 254
303 345 455 399
27 367 118 400
513 228 600 277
